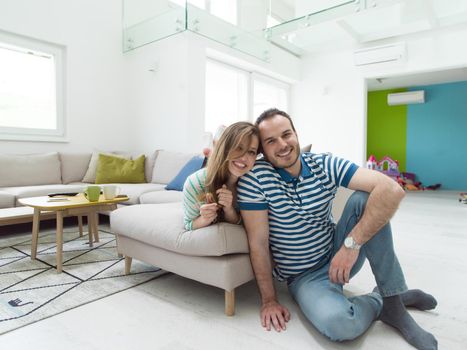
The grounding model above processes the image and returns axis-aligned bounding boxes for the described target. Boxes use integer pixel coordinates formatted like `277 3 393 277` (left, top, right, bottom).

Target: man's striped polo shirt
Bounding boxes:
237 152 358 281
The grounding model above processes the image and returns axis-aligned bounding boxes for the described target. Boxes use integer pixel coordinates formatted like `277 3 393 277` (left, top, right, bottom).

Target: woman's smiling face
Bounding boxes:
228 136 259 178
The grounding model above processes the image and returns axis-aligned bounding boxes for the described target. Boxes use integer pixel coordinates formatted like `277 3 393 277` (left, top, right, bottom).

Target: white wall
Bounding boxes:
0 0 128 154
123 33 193 154
292 24 467 165
124 30 301 154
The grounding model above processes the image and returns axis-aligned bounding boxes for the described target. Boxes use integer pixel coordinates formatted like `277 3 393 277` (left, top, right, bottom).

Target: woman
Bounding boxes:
183 122 259 230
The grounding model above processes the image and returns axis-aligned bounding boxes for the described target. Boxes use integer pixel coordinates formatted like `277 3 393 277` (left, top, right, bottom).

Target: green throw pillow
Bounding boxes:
95 154 146 184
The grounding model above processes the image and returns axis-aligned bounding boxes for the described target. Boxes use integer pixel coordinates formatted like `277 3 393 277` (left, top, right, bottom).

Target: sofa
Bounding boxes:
111 202 254 316
0 150 195 215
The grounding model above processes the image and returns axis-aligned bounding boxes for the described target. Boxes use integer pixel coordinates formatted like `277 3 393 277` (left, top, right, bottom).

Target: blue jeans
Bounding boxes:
287 191 408 341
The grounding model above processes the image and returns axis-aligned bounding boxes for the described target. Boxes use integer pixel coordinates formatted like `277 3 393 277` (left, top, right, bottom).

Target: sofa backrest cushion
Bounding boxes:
82 151 130 183
60 153 92 184
0 191 15 209
0 152 62 187
131 150 159 183
95 154 146 184
165 156 205 191
151 150 199 184
144 150 159 183
301 144 312 152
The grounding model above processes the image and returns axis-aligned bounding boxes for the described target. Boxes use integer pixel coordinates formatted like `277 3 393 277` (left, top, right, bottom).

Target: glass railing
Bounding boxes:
122 0 275 60
265 0 359 56
123 0 467 59
123 2 186 52
122 0 364 59
186 4 272 61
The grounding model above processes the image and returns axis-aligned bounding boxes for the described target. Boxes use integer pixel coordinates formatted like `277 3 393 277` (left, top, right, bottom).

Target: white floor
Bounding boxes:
1 191 466 349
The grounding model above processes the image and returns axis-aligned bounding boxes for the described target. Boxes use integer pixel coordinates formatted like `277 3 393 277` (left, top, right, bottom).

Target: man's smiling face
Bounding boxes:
258 114 301 172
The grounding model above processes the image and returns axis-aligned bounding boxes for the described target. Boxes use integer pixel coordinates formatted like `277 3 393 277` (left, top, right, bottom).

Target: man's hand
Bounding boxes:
328 246 359 284
260 300 291 332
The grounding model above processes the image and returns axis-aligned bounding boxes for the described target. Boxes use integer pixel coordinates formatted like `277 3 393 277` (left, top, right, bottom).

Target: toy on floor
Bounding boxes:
367 155 400 179
459 193 467 204
367 155 441 191
397 173 424 191
366 155 378 170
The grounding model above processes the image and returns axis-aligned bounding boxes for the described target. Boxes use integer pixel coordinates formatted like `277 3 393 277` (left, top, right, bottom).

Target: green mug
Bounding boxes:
84 186 101 202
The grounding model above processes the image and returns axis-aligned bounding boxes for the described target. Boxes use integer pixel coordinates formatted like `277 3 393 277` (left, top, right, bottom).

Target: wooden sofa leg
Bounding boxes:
225 289 235 316
115 234 123 258
124 256 132 275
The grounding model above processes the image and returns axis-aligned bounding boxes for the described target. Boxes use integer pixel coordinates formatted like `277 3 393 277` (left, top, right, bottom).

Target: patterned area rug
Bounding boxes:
0 226 165 335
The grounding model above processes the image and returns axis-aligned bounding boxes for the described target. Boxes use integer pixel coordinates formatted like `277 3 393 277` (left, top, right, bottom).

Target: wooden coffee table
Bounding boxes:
19 194 129 273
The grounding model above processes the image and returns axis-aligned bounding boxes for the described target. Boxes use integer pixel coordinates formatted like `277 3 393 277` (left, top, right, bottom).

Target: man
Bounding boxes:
238 108 437 349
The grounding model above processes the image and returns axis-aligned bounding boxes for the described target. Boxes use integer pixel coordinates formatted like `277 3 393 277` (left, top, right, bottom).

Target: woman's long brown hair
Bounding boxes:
200 121 259 203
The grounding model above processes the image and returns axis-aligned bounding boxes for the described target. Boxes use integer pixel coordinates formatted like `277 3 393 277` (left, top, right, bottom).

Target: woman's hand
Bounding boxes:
217 185 240 224
199 202 219 225
216 185 234 210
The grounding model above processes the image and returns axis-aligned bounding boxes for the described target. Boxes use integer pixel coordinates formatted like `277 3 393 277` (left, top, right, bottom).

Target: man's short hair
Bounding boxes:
255 108 296 132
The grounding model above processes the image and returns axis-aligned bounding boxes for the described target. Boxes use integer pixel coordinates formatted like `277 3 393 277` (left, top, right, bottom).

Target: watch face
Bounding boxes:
344 237 353 248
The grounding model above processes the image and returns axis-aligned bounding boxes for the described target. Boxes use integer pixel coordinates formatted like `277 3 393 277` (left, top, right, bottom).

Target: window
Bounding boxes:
0 31 65 141
205 60 248 134
252 73 289 120
205 59 290 134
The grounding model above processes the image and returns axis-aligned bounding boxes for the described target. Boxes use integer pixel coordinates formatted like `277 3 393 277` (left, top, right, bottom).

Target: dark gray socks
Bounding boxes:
380 295 438 350
374 287 438 311
400 289 437 311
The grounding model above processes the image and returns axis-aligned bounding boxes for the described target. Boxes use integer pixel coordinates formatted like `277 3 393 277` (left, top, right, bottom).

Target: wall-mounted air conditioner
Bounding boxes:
354 42 406 66
387 90 425 106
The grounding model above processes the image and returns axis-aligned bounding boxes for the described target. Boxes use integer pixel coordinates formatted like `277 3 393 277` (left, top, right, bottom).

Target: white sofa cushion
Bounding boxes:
0 191 15 209
0 152 62 187
144 150 159 183
2 184 86 206
111 203 249 256
151 150 199 184
113 183 166 205
60 153 92 184
139 190 183 204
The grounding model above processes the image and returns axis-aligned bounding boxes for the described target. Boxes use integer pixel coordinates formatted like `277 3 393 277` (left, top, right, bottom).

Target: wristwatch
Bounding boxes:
344 236 361 250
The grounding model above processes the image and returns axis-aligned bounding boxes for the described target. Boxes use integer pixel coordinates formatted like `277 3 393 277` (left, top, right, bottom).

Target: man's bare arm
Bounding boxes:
346 167 405 245
329 167 405 284
241 209 290 332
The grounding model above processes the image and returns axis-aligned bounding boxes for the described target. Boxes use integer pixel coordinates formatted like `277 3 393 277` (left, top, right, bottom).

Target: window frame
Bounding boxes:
0 30 66 142
205 57 290 132
251 71 290 121
205 58 250 132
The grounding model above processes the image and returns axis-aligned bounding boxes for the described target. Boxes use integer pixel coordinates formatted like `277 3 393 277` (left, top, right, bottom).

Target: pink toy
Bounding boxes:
377 156 400 179
366 155 400 180
366 155 377 170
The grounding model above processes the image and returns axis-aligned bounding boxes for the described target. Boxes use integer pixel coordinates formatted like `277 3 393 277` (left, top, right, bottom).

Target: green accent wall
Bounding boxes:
367 88 407 172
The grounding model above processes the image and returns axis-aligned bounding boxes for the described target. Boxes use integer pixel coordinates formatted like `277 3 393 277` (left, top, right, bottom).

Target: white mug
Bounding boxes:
103 185 121 200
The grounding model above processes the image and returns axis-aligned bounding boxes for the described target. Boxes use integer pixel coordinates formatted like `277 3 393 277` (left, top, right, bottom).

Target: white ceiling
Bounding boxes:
367 67 467 91
270 0 467 55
